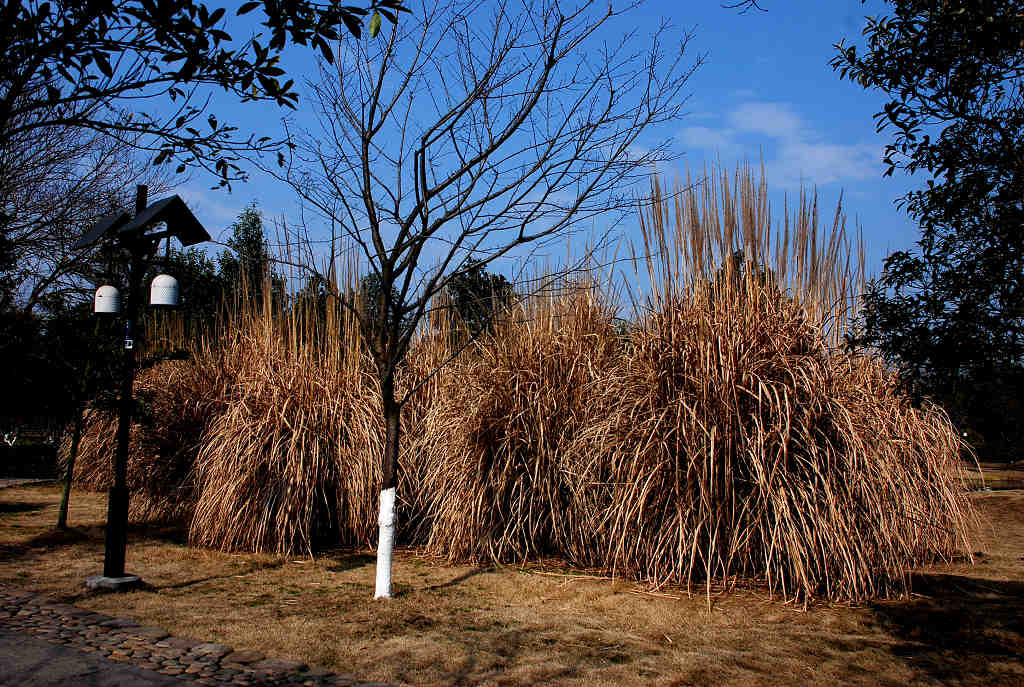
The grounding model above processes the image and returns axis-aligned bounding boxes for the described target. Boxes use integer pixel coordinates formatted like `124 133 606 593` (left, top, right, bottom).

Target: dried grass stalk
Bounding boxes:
187 282 386 555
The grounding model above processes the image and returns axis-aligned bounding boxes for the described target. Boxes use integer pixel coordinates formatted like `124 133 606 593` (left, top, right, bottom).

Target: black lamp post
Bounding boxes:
74 185 210 591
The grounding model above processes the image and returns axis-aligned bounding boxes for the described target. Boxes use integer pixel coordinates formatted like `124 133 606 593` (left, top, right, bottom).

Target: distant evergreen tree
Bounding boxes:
144 246 226 330
359 273 411 338
445 263 514 343
293 274 330 320
218 204 285 309
0 215 41 426
705 250 780 301
0 216 17 315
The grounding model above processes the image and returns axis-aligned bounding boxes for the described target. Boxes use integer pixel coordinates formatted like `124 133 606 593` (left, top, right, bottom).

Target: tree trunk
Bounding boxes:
56 408 83 530
374 378 400 599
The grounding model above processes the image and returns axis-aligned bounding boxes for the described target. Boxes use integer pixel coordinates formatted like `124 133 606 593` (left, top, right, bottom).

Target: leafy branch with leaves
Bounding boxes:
1 0 409 188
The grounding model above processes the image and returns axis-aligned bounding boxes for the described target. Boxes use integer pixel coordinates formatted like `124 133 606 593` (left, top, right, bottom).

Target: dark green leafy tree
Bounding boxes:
144 245 227 339
1 0 408 188
163 247 224 320
444 262 514 342
834 0 1024 459
290 273 330 331
0 254 119 516
359 272 411 338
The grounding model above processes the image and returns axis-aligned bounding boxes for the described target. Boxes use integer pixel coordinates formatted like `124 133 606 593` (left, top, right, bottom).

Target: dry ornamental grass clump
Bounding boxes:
187 290 388 556
563 285 973 602
66 163 978 602
553 166 977 602
418 284 623 563
188 292 451 556
67 353 230 522
188 346 379 554
414 164 977 602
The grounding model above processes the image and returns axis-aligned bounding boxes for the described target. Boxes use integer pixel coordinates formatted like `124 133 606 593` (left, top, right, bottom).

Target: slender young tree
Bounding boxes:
39 302 120 530
268 0 699 598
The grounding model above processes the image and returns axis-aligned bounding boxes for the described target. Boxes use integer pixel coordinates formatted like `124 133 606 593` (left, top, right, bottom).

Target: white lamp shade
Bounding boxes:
94 285 121 314
150 273 179 307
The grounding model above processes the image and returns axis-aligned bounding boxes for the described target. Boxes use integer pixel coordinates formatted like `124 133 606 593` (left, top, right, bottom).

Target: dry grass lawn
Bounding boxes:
1 482 1022 686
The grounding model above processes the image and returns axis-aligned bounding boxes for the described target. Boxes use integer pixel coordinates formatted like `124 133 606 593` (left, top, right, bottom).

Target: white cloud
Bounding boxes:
769 140 881 188
728 101 804 140
677 125 747 166
176 186 247 243
679 125 736 149
678 100 882 189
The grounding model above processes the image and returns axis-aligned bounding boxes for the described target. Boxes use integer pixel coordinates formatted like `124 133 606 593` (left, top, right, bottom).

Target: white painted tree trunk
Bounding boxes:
374 486 396 599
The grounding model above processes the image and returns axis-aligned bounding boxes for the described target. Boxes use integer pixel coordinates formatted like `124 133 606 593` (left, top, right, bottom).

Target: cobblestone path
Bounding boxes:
0 585 395 687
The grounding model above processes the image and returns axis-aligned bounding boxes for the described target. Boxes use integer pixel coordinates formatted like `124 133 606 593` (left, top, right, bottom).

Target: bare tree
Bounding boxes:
267 0 700 598
721 0 766 12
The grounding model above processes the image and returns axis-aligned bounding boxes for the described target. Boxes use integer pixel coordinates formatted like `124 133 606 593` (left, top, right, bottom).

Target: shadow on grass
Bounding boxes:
432 628 590 686
0 526 92 564
377 623 666 686
324 552 377 573
870 572 1024 684
0 501 47 515
126 520 189 545
426 567 489 591
149 558 288 593
0 515 191 566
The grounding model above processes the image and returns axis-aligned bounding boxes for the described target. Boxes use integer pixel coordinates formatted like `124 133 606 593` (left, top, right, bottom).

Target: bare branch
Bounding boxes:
258 0 699 393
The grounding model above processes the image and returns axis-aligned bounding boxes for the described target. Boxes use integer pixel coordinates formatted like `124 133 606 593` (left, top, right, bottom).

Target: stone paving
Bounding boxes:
0 585 395 687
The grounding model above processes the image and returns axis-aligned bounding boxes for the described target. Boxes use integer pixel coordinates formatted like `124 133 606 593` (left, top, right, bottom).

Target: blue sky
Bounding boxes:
175 0 923 284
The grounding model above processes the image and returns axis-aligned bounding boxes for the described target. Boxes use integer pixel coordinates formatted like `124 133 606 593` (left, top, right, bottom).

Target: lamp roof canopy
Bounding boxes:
73 195 210 250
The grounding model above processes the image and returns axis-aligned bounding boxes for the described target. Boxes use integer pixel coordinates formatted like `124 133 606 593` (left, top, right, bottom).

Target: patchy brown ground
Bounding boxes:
964 462 1024 490
1 482 1022 687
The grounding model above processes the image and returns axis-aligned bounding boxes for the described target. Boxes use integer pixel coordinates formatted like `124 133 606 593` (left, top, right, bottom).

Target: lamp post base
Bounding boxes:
84 574 142 593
